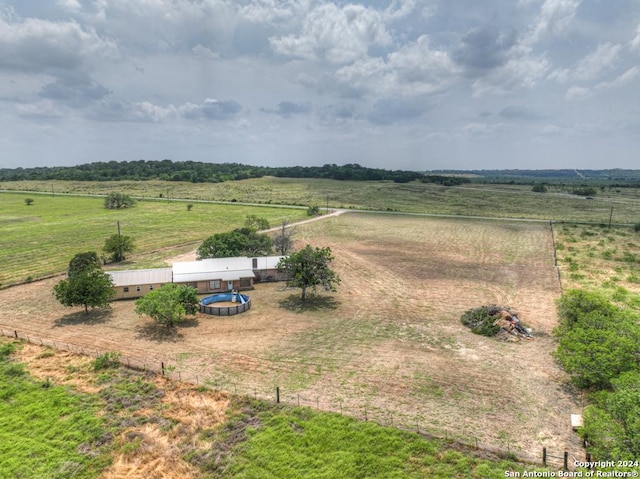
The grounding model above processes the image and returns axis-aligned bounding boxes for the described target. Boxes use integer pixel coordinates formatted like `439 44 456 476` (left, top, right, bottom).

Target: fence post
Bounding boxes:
563 451 568 470
14 331 17 338
276 386 280 403
542 447 547 467
161 362 165 376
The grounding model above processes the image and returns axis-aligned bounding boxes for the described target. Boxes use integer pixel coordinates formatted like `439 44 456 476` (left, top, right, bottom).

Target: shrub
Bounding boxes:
460 305 502 337
0 342 16 360
92 351 122 371
104 192 134 209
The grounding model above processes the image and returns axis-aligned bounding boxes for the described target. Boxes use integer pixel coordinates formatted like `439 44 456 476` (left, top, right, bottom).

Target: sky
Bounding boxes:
1 0 640 171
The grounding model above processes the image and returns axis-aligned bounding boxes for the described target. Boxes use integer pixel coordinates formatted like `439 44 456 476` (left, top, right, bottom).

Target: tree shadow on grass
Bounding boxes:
54 308 113 327
278 294 340 313
134 318 199 343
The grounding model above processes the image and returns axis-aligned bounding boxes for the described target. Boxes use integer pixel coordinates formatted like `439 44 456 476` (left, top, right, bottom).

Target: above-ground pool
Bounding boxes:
199 292 251 316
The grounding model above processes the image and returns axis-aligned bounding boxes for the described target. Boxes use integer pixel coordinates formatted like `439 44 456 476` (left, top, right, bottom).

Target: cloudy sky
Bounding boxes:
1 0 640 171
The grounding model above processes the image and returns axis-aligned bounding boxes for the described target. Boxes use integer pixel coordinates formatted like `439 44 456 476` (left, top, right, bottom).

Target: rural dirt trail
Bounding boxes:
165 209 349 263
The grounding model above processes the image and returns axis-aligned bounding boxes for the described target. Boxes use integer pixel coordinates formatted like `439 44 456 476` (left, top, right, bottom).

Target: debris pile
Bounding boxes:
490 307 533 341
461 304 533 341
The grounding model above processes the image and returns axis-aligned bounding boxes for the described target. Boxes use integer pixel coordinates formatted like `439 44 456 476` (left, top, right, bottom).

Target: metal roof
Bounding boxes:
108 268 173 287
252 256 285 270
172 258 255 283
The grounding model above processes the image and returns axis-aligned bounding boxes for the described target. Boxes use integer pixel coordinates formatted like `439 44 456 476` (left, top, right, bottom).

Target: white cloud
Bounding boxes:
565 85 591 99
470 45 550 95
595 66 640 90
239 0 311 24
270 3 391 63
56 0 82 13
630 23 640 52
335 35 457 97
574 42 621 80
16 99 66 119
383 0 418 21
527 0 582 44
0 15 118 73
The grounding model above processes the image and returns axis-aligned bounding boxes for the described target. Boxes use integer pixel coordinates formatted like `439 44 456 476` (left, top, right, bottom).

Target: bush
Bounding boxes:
92 351 122 371
634 223 640 233
460 305 502 337
104 192 134 209
531 184 547 193
0 342 16 360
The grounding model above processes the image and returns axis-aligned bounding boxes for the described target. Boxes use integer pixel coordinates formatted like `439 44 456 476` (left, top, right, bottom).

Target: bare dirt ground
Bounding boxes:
0 213 582 465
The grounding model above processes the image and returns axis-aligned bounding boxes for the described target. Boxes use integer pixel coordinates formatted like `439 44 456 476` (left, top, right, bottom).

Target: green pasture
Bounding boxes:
0 192 306 287
555 223 640 306
3 177 640 223
215 399 539 479
0 342 111 479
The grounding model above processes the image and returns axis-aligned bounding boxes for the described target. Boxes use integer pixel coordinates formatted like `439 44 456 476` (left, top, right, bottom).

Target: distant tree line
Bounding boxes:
4 160 640 187
0 160 436 184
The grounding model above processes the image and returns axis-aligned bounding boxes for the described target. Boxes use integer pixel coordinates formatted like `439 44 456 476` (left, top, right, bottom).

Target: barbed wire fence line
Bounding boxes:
1 327 581 471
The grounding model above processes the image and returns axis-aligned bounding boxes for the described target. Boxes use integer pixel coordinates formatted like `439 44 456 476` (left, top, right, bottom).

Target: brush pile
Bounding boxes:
461 305 533 341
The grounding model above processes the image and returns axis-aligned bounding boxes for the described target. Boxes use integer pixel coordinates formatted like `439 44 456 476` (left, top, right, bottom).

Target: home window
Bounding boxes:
123 287 129 293
240 278 251 288
149 285 154 291
209 280 221 289
252 258 258 268
136 286 141 292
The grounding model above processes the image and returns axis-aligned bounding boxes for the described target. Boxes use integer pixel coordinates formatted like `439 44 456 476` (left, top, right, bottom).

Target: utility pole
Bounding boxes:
609 207 613 228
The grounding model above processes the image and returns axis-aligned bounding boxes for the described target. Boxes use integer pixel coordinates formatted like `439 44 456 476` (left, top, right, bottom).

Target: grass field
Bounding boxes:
1 339 544 479
0 192 306 287
554 223 640 305
3 177 640 223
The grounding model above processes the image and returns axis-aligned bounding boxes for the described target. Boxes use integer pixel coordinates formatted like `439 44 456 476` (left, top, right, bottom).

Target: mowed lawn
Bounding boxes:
0 192 306 287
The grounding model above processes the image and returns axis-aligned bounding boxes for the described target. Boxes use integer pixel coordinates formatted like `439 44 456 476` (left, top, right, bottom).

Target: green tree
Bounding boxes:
277 245 340 301
134 283 199 328
197 228 273 259
103 234 135 262
554 290 640 390
53 259 114 314
68 251 101 277
554 312 640 389
244 215 270 231
531 184 547 193
104 192 135 209
582 371 640 460
307 205 321 216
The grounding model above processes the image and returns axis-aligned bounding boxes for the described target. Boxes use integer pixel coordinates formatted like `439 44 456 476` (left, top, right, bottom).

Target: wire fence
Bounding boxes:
1 326 585 471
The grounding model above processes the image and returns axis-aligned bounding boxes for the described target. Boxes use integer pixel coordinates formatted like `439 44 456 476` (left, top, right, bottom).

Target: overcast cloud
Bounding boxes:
1 0 640 170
